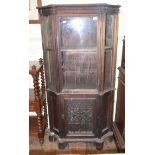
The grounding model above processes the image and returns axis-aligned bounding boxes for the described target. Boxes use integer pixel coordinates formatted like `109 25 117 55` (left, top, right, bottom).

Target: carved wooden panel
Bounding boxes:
64 98 95 135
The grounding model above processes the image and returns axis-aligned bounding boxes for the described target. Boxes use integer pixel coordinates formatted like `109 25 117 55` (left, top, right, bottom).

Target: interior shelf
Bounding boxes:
60 48 97 52
105 46 112 50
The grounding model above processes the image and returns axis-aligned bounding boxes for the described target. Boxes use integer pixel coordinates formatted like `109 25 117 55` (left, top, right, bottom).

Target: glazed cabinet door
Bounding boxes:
58 16 98 91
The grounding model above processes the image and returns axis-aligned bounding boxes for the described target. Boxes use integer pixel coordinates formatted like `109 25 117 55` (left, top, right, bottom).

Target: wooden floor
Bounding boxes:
29 129 118 155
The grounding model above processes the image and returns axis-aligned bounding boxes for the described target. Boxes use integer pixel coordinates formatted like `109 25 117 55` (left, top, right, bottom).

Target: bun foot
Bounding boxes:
96 142 103 150
49 135 57 142
106 135 113 143
58 142 68 150
39 138 44 145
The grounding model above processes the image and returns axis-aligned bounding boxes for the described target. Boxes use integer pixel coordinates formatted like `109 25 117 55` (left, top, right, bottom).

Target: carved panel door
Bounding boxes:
62 97 97 137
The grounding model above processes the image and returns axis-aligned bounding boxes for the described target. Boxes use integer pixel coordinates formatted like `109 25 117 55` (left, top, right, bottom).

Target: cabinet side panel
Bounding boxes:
40 15 57 91
47 92 60 132
105 14 114 47
103 14 114 90
45 50 56 91
40 16 50 49
105 91 114 129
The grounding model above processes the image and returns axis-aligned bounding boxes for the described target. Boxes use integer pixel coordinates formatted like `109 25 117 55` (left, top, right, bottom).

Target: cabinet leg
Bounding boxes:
49 134 57 142
39 138 44 145
95 142 104 150
58 142 68 150
106 135 113 143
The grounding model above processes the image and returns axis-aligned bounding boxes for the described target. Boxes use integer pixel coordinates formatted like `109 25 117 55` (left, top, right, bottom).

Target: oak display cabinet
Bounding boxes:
38 3 120 150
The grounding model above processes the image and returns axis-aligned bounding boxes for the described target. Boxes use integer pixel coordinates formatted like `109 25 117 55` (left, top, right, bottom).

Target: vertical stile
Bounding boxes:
97 14 101 91
97 13 106 91
111 14 119 87
55 14 61 92
101 14 106 91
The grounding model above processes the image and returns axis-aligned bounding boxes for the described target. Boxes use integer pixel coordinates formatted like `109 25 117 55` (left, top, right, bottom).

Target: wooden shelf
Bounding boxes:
60 48 97 53
62 89 98 94
105 46 112 50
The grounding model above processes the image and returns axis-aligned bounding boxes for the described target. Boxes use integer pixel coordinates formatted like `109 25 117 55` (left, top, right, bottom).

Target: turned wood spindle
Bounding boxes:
41 73 48 127
32 66 43 144
40 64 45 95
39 58 48 127
43 99 48 127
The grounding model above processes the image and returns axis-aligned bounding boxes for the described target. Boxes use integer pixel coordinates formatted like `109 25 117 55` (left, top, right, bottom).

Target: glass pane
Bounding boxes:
40 16 52 49
60 17 97 49
46 50 56 91
104 49 112 90
105 15 114 47
61 52 97 89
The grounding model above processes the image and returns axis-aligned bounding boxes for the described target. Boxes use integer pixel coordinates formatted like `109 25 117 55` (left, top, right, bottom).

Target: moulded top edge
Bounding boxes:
37 3 121 10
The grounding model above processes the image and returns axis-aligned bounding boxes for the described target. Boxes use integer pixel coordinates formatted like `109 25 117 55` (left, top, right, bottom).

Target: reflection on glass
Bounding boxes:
105 15 114 47
62 52 97 89
60 17 97 49
60 17 98 89
46 50 56 91
104 49 112 90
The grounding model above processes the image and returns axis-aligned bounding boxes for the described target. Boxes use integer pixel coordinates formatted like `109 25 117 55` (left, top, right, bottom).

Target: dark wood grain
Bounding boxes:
38 4 120 150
